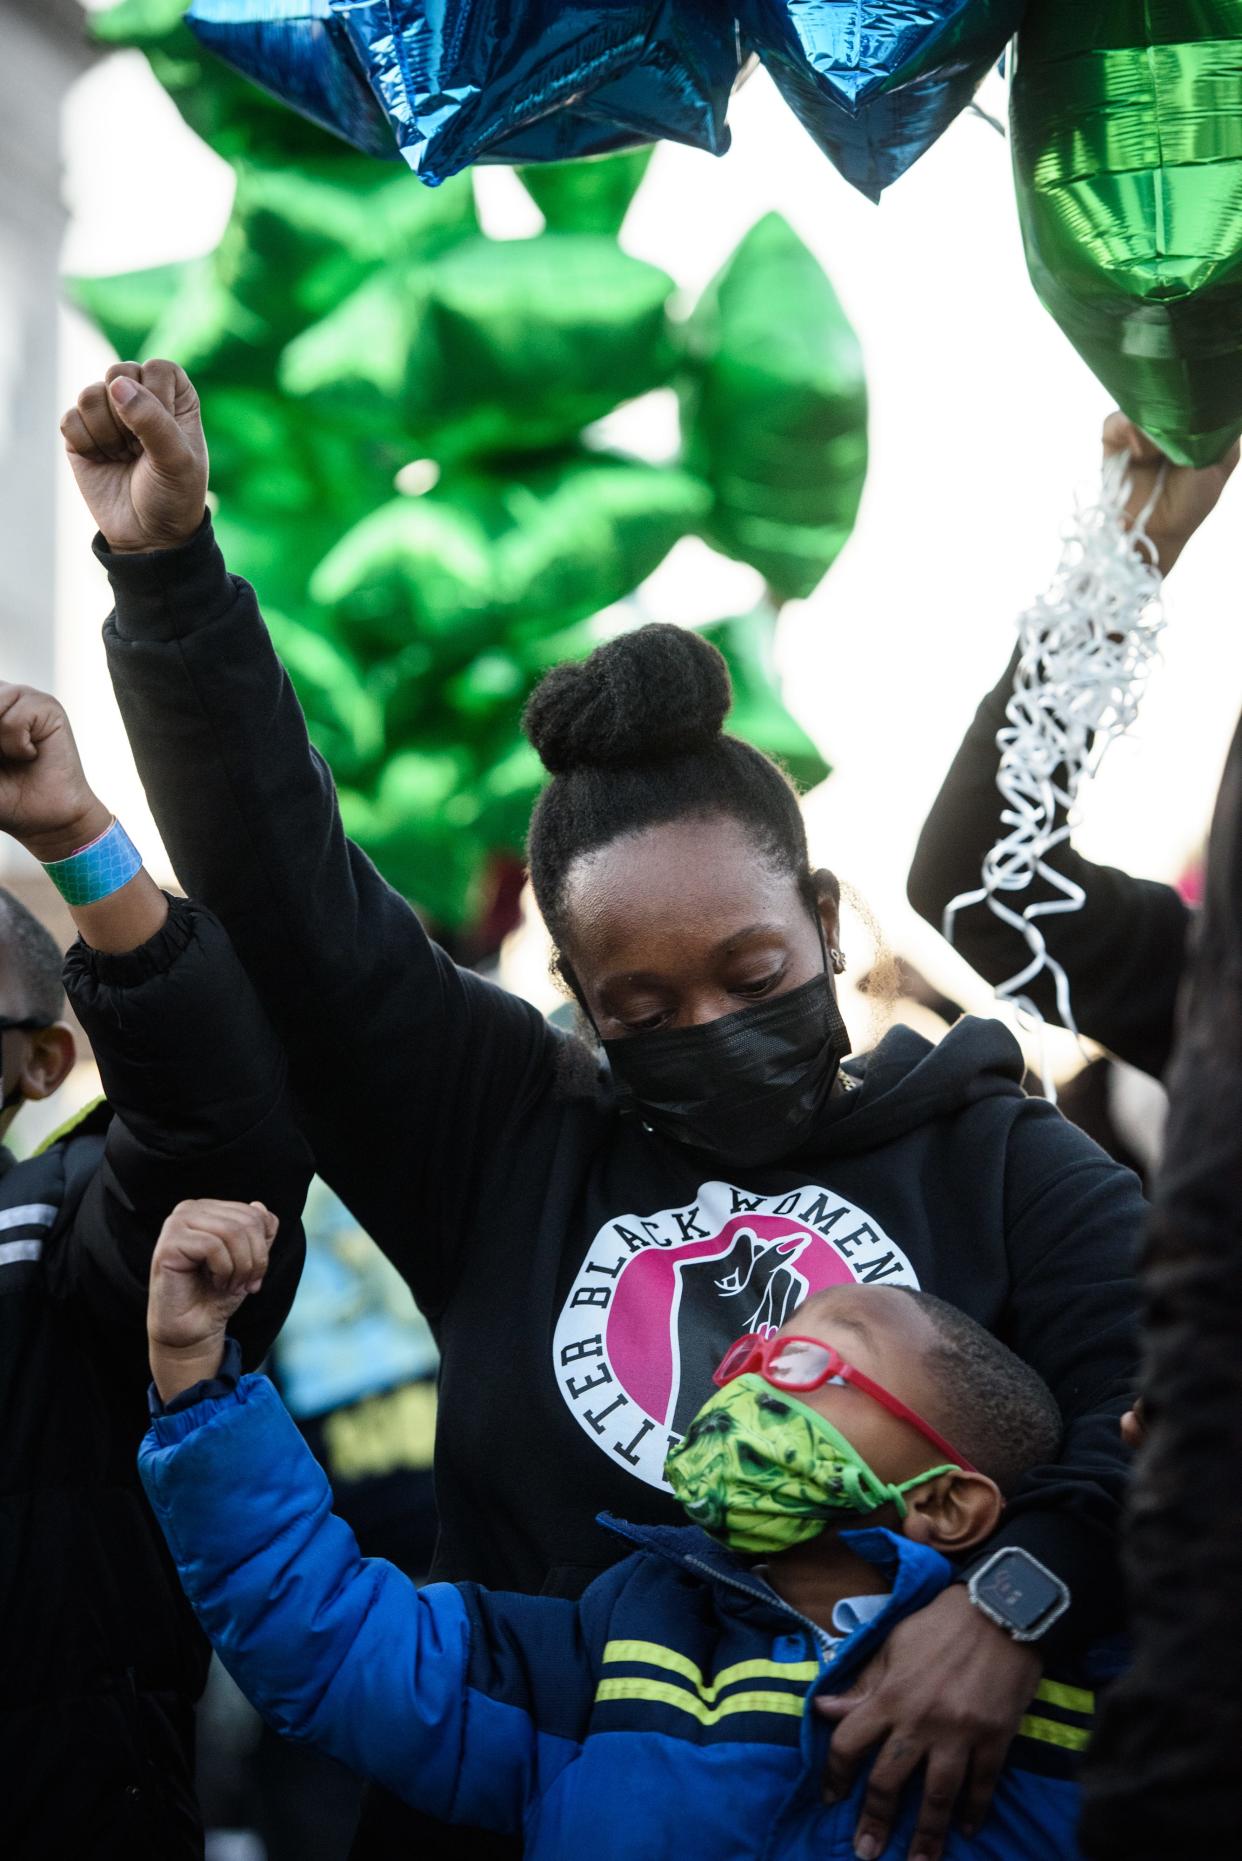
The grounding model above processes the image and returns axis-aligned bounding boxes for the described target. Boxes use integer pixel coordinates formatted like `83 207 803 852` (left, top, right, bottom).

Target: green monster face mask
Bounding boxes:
665 1375 961 1556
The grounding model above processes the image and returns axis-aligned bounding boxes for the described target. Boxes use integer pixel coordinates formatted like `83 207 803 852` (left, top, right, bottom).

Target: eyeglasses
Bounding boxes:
0 1018 44 1037
713 1332 977 1473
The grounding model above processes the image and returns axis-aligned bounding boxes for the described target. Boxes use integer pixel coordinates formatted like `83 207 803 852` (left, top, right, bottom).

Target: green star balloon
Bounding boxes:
311 454 710 662
283 232 676 460
1012 0 1242 467
680 213 868 600
516 147 653 234
699 610 830 793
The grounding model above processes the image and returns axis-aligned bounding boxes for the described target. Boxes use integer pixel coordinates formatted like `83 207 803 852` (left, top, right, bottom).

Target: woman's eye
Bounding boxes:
733 972 783 998
624 1010 674 1034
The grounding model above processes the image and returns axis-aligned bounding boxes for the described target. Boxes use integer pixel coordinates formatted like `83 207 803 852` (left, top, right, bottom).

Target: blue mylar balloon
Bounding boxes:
571 0 739 157
187 1 740 180
488 0 741 169
187 0 395 159
341 0 739 179
739 0 1020 198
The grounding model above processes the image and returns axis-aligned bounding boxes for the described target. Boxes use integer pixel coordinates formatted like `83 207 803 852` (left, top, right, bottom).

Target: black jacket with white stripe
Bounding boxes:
0 899 312 1861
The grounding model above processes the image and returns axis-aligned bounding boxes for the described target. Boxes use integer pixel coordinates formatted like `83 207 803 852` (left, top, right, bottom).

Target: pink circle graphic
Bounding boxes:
606 1214 858 1426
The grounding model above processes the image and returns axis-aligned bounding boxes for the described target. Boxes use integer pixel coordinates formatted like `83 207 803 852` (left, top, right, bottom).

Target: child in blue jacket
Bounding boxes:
141 1211 1103 1861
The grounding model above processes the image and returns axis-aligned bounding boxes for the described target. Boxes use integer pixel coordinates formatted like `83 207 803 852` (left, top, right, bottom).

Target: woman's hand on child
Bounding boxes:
0 683 109 865
1105 411 1238 578
815 1583 1041 1861
61 358 208 556
148 1199 278 1404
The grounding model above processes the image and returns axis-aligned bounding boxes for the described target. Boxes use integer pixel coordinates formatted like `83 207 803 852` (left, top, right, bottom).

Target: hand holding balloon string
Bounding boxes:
943 417 1237 1067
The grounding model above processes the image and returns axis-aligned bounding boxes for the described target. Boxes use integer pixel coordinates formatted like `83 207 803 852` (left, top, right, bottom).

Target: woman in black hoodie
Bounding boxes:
66 357 1145 1861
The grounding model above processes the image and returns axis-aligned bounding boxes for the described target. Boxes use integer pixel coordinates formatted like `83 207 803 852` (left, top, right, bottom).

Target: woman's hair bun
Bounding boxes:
523 622 732 775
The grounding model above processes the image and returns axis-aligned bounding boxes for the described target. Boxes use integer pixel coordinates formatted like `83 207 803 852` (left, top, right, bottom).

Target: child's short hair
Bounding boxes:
893 1288 1063 1494
0 889 65 1026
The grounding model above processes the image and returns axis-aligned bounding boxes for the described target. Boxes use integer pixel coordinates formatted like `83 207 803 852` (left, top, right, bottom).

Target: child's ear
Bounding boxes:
21 1023 76 1102
900 1471 1004 1555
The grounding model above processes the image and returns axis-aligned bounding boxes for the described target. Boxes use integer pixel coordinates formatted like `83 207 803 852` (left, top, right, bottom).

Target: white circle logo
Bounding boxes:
553 1179 917 1489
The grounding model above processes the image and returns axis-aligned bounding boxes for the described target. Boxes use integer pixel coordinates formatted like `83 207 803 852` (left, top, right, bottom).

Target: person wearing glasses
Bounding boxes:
0 681 312 1858
140 1265 1099 1861
66 358 1142 1861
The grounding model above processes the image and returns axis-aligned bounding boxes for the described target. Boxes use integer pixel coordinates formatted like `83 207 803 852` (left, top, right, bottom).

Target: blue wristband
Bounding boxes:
42 817 143 907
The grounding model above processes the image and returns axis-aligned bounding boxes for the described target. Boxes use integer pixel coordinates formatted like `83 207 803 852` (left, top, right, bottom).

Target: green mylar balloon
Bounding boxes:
680 213 867 600
310 454 710 663
206 386 406 612
1011 1 1242 467
261 609 385 785
516 147 654 235
700 610 830 793
339 751 487 929
282 233 676 460
66 259 196 360
221 158 476 333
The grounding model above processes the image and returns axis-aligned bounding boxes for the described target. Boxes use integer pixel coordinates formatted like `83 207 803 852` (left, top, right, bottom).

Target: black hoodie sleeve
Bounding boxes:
56 897 314 1369
907 649 1190 1080
981 1098 1144 1658
98 518 556 1318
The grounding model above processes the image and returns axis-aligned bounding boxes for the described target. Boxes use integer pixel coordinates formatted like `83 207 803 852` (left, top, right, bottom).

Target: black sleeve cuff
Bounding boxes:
94 513 236 643
149 1335 243 1419
63 893 193 994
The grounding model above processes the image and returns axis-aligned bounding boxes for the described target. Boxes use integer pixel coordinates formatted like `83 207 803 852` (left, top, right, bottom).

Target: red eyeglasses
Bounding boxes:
713 1332 976 1472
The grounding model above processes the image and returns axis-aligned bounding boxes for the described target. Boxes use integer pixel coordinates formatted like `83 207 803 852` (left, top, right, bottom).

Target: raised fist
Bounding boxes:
0 683 108 864
61 358 209 555
148 1199 279 1403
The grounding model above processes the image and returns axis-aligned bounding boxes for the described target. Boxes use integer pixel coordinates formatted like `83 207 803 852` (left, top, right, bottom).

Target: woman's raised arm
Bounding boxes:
66 359 556 1315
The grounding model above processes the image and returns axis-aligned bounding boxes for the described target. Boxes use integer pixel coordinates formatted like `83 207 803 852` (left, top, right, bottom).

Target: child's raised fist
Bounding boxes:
147 1199 278 1403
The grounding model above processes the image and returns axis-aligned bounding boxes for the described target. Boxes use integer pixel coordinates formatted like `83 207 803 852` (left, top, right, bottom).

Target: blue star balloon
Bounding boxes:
187 1 395 158
739 0 1020 198
188 1 740 182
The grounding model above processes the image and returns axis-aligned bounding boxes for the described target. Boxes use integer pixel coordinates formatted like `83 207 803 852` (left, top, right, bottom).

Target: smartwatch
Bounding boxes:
963 1547 1070 1643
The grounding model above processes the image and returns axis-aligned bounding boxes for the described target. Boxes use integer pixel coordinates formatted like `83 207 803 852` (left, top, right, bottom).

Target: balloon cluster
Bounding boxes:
79 2 865 937
180 2 1242 464
184 0 1017 198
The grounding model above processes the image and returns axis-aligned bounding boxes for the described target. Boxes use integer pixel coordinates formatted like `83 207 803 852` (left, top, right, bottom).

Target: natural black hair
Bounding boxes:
893 1288 1063 1496
524 623 816 969
0 888 65 1026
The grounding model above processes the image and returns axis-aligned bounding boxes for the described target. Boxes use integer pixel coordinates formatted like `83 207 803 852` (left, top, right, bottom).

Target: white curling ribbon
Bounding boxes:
944 450 1167 1089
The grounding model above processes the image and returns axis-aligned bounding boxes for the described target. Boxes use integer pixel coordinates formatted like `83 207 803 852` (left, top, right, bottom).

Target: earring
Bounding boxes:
830 949 846 975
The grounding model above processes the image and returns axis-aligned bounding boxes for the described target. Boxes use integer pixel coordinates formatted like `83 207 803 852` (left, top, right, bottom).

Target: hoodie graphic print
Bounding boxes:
554 1178 917 1489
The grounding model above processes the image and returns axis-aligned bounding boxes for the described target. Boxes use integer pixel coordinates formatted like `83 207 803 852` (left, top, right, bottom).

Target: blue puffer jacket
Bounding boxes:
140 1376 1094 1861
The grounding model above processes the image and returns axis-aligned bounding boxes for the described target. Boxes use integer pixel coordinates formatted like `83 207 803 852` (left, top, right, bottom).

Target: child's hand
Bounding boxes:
148 1199 278 1404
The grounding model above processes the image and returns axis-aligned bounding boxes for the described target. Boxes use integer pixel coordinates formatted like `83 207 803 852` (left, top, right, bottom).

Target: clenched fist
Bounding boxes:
148 1199 279 1403
61 358 209 555
0 683 108 864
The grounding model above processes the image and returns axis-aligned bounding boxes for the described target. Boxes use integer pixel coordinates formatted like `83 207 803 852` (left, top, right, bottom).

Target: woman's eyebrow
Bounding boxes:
714 922 789 952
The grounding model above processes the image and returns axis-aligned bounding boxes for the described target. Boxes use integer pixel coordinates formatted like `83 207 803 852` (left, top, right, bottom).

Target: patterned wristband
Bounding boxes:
42 818 143 907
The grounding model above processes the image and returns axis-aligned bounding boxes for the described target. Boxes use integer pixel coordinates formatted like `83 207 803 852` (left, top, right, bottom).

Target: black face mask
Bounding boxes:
602 969 852 1168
